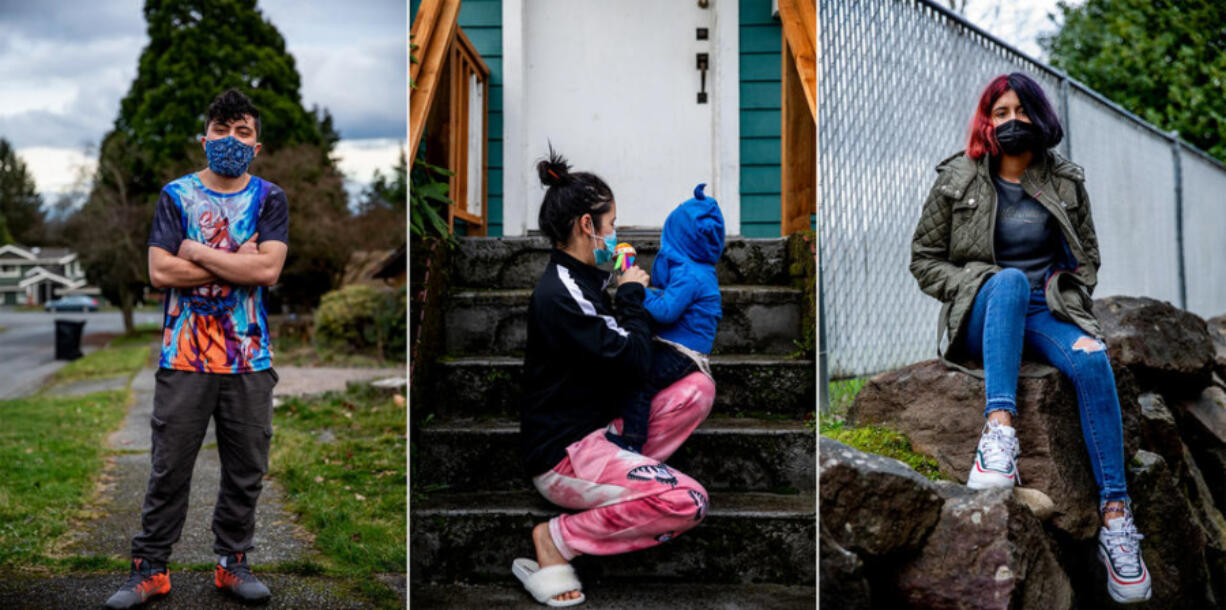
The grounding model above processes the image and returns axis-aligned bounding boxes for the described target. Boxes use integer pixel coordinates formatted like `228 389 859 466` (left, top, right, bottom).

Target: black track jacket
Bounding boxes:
520 249 653 477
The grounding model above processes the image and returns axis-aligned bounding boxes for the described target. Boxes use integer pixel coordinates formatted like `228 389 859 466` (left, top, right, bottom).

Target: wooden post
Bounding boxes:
780 31 816 236
779 0 816 236
409 0 461 167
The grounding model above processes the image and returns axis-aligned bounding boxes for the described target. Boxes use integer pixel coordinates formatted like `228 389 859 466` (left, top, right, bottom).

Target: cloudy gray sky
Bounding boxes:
0 0 405 205
961 0 1078 60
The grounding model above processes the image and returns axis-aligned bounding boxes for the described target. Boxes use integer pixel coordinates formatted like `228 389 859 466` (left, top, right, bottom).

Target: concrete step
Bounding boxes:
453 236 792 289
410 490 815 585
416 417 814 493
410 582 816 609
443 285 803 356
421 355 815 419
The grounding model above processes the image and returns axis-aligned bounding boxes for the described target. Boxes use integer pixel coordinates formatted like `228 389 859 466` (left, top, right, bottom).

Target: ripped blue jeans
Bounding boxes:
964 267 1128 503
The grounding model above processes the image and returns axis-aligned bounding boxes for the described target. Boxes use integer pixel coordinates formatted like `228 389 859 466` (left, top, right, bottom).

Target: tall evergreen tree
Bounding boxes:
1041 0 1226 161
0 138 46 245
73 0 352 331
0 213 12 245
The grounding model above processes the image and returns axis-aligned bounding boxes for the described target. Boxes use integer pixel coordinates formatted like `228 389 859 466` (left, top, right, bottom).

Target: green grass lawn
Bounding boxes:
270 384 406 579
51 345 152 384
0 339 159 567
0 390 130 568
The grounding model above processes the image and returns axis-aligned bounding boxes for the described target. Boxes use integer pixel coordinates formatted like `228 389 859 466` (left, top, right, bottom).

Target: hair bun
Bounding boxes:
537 145 571 187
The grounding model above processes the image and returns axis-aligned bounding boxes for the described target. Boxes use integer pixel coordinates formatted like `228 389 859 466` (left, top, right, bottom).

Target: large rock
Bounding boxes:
1119 450 1213 607
818 437 943 557
1138 393 1184 468
1207 315 1226 380
849 360 1105 538
1095 296 1215 393
1181 386 1226 445
895 487 1073 609
818 524 871 610
1177 386 1226 518
1179 443 1226 604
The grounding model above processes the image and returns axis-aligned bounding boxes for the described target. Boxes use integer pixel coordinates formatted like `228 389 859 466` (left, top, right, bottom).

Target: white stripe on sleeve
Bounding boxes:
557 266 629 338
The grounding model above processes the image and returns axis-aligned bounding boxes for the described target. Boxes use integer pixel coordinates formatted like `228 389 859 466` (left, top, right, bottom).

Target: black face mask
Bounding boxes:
994 119 1041 156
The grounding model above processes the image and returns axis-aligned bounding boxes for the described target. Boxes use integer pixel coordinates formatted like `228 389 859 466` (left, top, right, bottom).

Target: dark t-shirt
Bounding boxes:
147 173 289 373
993 175 1059 289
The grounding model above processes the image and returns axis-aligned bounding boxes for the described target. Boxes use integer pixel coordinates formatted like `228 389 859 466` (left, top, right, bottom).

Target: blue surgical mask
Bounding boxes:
591 228 617 266
205 136 256 177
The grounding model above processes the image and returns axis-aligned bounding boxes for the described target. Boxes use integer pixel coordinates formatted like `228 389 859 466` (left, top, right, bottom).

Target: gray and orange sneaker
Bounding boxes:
104 558 170 609
966 420 1021 489
215 552 272 602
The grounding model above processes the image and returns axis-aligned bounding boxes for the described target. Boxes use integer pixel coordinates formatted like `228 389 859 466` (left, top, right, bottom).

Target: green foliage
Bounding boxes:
313 285 405 360
409 41 419 89
410 141 454 241
827 377 868 416
363 148 408 213
786 230 816 359
820 419 944 481
0 390 130 567
370 288 408 361
1041 0 1226 161
0 138 45 245
351 147 408 252
270 384 406 575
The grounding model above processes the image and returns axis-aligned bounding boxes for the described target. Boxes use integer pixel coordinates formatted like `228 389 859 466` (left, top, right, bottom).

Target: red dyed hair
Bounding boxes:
966 75 1011 160
966 73 1064 160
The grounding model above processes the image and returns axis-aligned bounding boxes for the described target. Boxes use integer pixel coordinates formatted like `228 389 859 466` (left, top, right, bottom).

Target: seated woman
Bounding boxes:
513 148 715 607
910 72 1150 604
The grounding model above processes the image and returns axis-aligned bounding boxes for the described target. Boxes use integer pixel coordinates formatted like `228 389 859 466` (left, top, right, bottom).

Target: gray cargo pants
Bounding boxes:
130 367 278 563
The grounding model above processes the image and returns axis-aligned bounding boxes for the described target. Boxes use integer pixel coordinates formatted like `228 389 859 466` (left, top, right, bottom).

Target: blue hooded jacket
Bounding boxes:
643 184 724 354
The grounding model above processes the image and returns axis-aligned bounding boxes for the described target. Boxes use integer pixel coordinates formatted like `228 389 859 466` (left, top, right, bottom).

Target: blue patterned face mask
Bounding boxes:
591 228 617 266
205 136 255 177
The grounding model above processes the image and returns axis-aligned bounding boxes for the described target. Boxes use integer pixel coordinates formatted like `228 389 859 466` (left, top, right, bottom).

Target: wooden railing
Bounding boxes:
410 0 459 158
410 0 491 235
779 0 817 236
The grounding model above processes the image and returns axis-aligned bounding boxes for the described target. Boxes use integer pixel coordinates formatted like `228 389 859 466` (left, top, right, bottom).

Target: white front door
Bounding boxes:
505 0 739 234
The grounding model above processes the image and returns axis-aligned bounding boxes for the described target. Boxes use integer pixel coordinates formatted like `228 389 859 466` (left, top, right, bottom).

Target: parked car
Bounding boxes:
45 295 99 312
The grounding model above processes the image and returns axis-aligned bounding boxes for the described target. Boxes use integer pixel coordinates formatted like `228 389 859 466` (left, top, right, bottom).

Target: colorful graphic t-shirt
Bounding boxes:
147 173 289 374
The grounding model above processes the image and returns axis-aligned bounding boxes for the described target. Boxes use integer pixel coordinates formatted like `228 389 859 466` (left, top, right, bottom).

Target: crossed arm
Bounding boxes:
148 235 288 289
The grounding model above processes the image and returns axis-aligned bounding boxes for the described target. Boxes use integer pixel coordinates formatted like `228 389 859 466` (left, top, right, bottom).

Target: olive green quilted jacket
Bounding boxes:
909 149 1103 366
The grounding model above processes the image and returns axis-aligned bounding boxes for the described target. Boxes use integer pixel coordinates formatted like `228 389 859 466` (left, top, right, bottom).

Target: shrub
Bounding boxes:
314 285 406 360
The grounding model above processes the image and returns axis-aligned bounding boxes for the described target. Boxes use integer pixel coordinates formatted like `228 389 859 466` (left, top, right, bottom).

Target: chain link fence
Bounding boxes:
819 0 1226 382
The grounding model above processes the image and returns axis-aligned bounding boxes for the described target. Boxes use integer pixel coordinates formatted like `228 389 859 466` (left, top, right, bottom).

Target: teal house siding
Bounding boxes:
411 0 504 236
738 0 783 237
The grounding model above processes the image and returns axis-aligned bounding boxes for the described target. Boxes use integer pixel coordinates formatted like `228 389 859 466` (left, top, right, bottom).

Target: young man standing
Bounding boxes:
106 89 289 609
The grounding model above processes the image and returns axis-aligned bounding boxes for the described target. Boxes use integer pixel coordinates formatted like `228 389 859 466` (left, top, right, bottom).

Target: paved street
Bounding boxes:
0 309 161 400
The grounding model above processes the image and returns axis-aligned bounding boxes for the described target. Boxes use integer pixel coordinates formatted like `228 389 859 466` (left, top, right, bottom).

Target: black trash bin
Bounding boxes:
55 319 86 360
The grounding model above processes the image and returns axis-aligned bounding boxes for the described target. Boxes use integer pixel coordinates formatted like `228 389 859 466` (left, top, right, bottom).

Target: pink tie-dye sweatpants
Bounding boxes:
532 372 716 560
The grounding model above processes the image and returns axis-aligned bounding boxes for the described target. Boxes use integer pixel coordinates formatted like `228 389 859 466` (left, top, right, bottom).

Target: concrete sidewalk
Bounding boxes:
269 365 403 397
0 573 378 608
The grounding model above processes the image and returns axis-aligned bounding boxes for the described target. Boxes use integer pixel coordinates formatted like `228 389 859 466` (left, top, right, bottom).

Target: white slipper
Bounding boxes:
511 557 586 607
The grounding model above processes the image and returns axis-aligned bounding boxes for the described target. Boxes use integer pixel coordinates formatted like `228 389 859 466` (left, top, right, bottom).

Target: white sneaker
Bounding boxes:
1098 511 1152 603
966 420 1020 489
